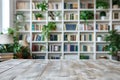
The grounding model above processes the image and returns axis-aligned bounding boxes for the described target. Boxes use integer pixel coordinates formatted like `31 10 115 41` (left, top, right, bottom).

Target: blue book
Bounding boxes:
32 24 35 31
70 45 75 51
36 35 41 41
64 44 67 51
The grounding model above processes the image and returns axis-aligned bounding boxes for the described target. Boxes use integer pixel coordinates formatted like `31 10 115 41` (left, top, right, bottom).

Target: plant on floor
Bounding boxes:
80 11 94 25
7 12 31 59
42 22 56 41
96 0 109 9
104 30 120 56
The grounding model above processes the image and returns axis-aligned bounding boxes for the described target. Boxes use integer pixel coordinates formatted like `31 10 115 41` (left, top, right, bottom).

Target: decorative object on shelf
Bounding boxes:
80 11 94 25
97 35 102 41
96 0 109 9
112 0 120 9
104 30 120 61
54 11 61 20
100 11 106 20
35 13 44 20
42 22 56 41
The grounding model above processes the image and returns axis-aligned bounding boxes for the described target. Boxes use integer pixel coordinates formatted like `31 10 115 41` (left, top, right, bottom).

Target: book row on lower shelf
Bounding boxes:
32 53 109 60
32 43 106 52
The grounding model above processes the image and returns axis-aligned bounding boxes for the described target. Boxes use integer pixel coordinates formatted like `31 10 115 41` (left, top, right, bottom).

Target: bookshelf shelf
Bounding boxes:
14 0 116 60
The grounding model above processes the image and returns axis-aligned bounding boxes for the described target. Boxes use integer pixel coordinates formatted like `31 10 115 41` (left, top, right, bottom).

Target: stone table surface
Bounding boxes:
0 59 120 80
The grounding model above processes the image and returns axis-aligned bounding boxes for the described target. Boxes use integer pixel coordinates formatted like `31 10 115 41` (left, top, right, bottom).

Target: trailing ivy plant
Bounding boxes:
80 11 94 25
42 22 56 41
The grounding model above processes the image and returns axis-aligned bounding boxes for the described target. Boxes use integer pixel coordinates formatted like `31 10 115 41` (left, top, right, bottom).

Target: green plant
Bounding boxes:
80 11 94 25
39 0 48 11
112 0 120 6
42 22 56 40
54 11 61 17
97 35 102 37
35 13 44 19
36 3 41 9
104 30 120 55
96 0 109 9
100 11 106 17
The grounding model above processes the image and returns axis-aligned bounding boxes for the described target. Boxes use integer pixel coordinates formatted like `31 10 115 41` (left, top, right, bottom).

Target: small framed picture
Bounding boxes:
113 12 119 19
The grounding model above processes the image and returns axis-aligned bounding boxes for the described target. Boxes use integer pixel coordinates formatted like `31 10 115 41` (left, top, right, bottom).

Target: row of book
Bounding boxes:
48 55 60 59
19 34 30 42
96 44 105 51
50 34 61 41
80 2 94 9
113 25 120 30
64 44 78 51
64 24 77 30
32 34 42 41
48 3 62 9
16 2 30 9
48 44 61 52
32 24 44 31
32 44 46 51
81 45 93 51
96 24 110 30
79 24 94 30
64 2 78 9
80 34 94 41
19 24 30 31
64 34 77 41
64 13 78 20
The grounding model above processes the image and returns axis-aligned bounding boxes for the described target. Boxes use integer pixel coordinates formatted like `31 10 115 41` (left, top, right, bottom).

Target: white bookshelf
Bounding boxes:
13 0 120 60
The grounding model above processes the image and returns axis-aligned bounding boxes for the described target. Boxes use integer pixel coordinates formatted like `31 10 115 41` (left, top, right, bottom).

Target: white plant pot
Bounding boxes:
97 37 102 41
48 16 51 20
113 5 119 9
101 16 105 20
55 17 59 21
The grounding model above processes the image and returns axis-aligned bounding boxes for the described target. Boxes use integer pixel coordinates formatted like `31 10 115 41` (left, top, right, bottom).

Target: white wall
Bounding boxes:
2 0 10 33
0 0 2 32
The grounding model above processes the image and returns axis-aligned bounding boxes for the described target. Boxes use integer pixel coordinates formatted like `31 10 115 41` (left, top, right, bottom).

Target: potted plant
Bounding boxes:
97 35 102 41
112 0 120 9
42 22 56 41
54 11 61 20
96 0 109 9
35 13 44 20
39 0 48 11
80 11 94 25
100 11 106 20
104 30 120 61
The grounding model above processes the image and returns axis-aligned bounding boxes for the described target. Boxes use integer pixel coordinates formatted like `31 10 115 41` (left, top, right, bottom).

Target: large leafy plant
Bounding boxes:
42 22 56 41
96 0 109 9
36 0 48 11
80 11 94 25
104 30 120 55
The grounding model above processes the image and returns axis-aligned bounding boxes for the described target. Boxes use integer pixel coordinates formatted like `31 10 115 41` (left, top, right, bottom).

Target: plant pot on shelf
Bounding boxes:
97 35 102 41
55 17 59 21
37 17 42 20
100 11 106 20
113 5 119 9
